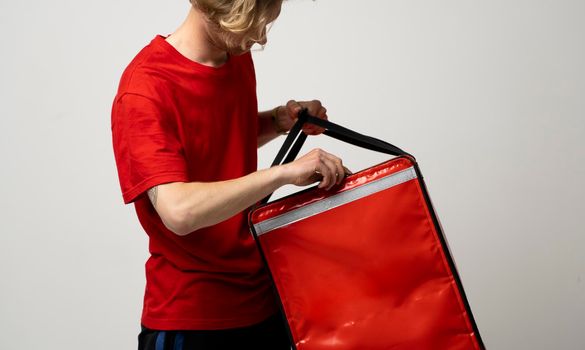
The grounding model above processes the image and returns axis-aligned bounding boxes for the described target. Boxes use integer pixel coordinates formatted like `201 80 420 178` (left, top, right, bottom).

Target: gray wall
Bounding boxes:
1 0 583 348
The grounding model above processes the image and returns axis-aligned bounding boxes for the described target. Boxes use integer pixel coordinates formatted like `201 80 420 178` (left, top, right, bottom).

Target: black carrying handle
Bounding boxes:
262 109 413 204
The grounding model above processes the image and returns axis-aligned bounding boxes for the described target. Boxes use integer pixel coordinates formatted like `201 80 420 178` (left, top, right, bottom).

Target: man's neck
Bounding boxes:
166 7 229 67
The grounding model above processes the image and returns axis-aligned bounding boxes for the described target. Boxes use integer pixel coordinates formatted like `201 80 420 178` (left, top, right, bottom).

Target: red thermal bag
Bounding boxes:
249 112 484 350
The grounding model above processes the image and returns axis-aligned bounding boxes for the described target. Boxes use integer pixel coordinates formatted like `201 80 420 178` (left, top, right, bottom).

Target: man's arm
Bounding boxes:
257 107 286 147
148 166 284 235
149 148 348 236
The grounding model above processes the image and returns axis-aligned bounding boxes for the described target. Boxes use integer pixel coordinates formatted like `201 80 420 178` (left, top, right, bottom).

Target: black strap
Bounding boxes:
261 109 412 203
270 112 309 168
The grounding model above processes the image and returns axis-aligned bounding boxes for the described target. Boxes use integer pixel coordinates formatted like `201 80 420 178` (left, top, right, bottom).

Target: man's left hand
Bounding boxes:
274 99 328 135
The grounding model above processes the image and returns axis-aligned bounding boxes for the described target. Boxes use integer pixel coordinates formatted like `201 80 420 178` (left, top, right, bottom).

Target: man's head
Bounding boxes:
191 0 283 55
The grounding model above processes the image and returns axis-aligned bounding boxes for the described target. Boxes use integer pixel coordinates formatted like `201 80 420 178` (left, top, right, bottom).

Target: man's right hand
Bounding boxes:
280 148 352 191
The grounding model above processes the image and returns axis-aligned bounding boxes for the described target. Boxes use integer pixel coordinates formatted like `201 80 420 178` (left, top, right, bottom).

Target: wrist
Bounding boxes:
269 164 292 187
271 106 288 135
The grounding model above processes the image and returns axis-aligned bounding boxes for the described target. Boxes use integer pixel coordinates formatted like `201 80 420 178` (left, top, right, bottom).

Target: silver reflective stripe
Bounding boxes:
254 166 417 236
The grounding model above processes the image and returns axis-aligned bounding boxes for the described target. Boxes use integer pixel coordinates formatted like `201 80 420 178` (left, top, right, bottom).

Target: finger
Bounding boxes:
324 153 345 185
334 158 345 184
317 106 327 119
307 99 322 117
308 170 323 185
309 105 327 134
302 121 326 135
320 156 339 190
343 166 353 176
302 125 319 136
318 109 328 133
286 100 303 120
302 124 324 136
315 164 330 189
315 159 333 189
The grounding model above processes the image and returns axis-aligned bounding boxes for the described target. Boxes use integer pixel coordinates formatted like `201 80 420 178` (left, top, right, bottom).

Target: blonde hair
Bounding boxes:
191 0 283 51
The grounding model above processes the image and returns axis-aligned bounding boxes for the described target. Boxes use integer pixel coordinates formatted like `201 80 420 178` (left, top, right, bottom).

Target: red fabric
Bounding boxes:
111 35 277 330
251 157 482 349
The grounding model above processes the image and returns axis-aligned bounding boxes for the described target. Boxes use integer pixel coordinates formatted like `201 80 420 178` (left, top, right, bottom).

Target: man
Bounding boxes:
111 0 349 348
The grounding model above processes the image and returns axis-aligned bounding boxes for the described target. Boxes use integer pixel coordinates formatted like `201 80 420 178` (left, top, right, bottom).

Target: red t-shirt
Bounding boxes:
111 35 277 330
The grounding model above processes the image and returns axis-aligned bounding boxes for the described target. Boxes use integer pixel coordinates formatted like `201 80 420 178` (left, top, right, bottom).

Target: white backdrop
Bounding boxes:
1 0 584 349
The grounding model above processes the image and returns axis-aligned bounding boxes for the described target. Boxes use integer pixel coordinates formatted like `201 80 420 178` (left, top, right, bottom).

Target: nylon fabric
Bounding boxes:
250 156 483 350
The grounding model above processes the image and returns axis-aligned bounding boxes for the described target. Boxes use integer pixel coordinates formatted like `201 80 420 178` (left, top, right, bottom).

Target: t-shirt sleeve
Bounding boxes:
112 92 189 204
